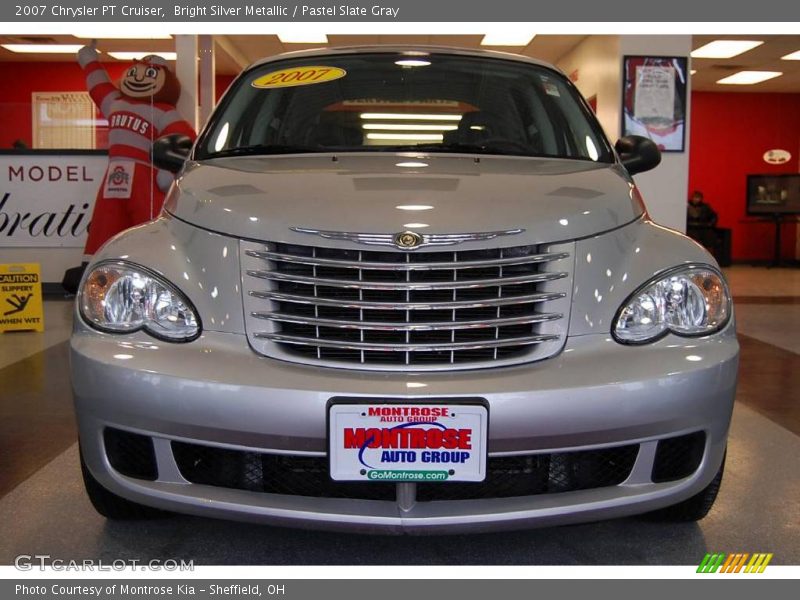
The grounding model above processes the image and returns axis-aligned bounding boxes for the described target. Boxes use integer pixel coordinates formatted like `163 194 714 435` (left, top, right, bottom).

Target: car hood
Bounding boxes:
165 154 643 247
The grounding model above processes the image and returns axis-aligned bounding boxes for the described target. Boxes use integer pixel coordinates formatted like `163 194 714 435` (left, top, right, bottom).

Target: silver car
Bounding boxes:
72 47 738 534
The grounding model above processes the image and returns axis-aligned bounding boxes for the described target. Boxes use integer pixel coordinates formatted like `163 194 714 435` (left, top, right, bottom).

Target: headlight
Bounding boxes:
79 262 200 342
613 265 731 344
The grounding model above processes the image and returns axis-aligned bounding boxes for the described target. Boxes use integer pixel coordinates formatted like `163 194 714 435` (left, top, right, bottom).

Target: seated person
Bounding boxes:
686 190 719 251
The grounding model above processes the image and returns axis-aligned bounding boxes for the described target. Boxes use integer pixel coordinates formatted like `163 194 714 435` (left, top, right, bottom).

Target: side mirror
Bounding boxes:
152 134 193 174
615 135 661 176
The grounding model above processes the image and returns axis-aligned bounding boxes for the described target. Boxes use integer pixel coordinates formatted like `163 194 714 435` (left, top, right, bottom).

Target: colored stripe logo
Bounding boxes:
697 552 773 573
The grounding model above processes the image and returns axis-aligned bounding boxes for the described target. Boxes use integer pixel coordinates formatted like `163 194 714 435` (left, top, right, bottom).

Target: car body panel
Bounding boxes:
166 156 643 247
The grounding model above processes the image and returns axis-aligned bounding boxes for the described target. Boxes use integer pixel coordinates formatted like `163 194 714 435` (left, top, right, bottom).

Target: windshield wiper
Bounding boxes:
205 144 323 158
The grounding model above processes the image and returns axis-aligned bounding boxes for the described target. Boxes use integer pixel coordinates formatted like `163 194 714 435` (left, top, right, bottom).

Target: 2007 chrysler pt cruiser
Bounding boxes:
72 47 738 533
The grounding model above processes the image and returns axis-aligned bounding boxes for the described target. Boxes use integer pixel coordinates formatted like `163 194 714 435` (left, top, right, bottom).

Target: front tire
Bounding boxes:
647 453 725 522
80 446 167 520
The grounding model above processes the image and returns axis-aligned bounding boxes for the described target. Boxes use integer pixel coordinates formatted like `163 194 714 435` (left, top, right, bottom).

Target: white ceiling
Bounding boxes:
1 34 799 92
0 34 587 74
218 34 588 74
691 34 800 93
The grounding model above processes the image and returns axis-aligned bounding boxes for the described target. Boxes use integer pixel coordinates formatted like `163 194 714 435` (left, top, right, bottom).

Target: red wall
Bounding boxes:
688 91 800 261
0 61 236 149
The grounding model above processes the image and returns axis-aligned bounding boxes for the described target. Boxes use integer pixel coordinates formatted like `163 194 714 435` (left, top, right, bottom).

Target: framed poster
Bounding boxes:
622 56 689 152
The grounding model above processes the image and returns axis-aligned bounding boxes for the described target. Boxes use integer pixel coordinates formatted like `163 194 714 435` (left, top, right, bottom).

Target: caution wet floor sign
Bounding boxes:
0 263 44 332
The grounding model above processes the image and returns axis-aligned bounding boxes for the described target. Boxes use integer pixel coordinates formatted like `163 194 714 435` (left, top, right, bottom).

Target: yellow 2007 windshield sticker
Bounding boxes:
251 66 346 89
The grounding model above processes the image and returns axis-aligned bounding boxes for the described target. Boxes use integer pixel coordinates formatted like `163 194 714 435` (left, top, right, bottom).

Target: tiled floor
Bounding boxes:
733 303 800 355
0 300 73 370
723 264 800 298
1 264 799 564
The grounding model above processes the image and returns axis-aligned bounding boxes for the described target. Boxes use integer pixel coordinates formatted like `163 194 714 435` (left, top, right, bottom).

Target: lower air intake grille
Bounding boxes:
651 431 706 483
170 441 639 502
104 428 157 481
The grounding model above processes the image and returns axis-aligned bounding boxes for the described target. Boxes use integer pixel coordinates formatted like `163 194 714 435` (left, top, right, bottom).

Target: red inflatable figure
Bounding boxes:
78 42 195 255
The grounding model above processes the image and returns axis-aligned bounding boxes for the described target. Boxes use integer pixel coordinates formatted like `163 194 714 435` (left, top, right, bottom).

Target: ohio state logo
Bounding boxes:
109 166 130 186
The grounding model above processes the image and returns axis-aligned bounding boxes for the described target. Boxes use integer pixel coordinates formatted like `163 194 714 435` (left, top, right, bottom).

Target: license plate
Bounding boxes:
328 401 488 482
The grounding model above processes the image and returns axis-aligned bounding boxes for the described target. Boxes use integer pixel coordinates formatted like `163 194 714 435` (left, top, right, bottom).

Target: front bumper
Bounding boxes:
72 324 738 534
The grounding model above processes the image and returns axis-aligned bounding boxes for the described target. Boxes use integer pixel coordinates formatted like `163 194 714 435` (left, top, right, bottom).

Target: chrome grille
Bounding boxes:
241 240 574 371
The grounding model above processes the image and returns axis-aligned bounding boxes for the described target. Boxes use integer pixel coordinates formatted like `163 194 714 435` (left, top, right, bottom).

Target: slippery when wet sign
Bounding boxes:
0 263 44 332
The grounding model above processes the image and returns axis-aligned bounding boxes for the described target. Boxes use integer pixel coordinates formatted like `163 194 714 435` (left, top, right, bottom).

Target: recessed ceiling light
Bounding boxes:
363 124 457 131
108 51 176 61
717 70 782 85
781 50 800 60
396 204 434 211
481 33 535 47
1 44 83 54
366 133 443 141
361 113 462 121
278 33 328 44
691 40 763 59
73 34 172 39
395 59 431 67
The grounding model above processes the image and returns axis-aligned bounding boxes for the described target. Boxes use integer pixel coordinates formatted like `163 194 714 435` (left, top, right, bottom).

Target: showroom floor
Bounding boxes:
1 266 798 565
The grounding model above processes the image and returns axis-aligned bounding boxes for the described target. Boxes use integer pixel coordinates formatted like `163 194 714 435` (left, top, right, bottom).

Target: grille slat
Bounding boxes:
254 332 560 352
245 249 570 271
242 240 571 370
251 312 562 331
246 269 567 290
249 290 566 310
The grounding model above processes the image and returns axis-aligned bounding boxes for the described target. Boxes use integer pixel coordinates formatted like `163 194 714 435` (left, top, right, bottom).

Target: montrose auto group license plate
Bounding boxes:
328 401 488 482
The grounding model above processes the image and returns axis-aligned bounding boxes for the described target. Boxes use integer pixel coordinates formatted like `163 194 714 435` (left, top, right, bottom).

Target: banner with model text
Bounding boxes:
0 153 104 247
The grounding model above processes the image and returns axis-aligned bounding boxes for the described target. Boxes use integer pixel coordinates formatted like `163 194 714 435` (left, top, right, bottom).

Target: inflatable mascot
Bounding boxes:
62 41 195 293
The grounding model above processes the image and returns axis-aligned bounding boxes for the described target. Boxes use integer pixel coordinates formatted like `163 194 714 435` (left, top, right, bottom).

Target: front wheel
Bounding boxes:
647 452 725 522
80 445 167 520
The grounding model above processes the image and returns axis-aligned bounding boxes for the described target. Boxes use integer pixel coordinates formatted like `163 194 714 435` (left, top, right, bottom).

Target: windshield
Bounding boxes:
196 52 614 162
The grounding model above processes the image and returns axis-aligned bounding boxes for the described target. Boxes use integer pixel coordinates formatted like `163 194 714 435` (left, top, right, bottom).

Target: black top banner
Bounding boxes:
1 0 799 22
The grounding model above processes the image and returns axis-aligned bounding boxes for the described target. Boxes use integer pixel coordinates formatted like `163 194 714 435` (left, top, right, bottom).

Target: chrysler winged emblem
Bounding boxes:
394 231 423 249
291 227 525 250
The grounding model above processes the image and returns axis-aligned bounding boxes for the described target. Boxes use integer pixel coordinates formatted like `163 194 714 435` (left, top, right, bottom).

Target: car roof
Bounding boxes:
248 45 566 76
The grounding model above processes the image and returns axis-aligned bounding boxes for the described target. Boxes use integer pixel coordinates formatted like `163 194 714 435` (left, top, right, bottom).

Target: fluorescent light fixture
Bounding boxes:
366 133 443 141
395 204 434 211
781 50 800 60
361 113 462 121
278 33 328 44
363 123 457 131
690 69 697 75
690 40 763 59
73 33 172 39
481 33 535 47
403 223 429 228
395 162 429 168
108 51 177 61
717 70 782 85
395 59 431 67
1 44 83 54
